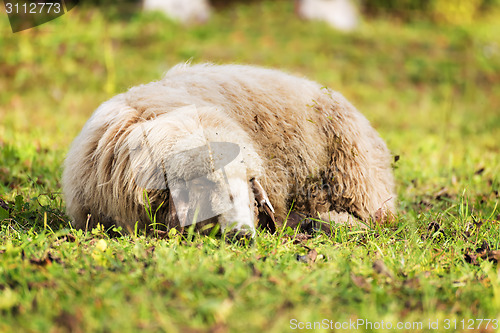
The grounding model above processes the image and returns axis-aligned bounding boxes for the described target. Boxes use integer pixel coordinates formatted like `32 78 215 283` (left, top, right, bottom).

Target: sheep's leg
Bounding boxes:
278 210 368 237
319 211 369 229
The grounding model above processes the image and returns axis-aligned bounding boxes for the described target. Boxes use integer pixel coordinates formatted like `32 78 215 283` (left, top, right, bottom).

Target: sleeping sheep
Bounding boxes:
62 63 396 237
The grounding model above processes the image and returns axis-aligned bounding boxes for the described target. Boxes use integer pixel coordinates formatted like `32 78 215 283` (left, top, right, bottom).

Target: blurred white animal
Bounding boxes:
142 0 211 24
295 0 359 31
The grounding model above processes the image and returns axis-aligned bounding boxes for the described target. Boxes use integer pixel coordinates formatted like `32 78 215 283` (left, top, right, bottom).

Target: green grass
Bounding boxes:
1 1 500 332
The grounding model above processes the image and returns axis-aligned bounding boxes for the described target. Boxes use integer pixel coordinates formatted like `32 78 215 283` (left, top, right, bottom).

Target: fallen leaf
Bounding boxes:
30 253 61 267
476 240 491 254
250 264 262 277
427 221 445 239
419 199 433 209
61 234 77 242
296 247 318 264
54 310 83 333
464 252 479 265
474 167 485 175
427 221 442 233
464 241 497 265
472 216 484 229
403 277 420 289
150 229 169 239
487 250 500 262
435 187 452 200
351 273 371 291
0 198 9 211
292 233 313 244
210 323 228 333
216 266 225 275
146 246 156 256
255 254 268 261
54 233 77 246
373 259 394 280
268 276 280 285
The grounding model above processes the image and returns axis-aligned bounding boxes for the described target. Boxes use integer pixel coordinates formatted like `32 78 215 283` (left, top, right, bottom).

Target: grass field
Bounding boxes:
1 1 500 332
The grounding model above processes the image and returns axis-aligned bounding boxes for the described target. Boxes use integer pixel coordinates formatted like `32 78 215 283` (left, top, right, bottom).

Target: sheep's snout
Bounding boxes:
223 225 255 243
217 177 256 238
162 140 258 238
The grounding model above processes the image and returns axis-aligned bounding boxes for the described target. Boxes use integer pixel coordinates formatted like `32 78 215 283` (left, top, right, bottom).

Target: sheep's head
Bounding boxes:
126 105 273 238
167 141 256 237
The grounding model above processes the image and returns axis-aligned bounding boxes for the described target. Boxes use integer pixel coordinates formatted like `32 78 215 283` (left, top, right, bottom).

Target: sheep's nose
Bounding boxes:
224 225 255 244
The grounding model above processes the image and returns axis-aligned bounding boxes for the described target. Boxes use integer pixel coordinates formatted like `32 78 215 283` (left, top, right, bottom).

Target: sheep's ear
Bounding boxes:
251 178 276 231
251 178 274 213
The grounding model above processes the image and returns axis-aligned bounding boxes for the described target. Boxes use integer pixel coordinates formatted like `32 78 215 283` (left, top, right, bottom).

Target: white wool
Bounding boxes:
63 63 396 236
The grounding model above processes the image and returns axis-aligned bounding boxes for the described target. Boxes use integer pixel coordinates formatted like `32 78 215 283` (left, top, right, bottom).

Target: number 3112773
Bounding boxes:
443 319 498 330
5 2 61 14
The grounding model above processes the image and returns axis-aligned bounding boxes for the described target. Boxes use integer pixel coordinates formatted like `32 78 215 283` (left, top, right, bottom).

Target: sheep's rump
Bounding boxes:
63 63 395 231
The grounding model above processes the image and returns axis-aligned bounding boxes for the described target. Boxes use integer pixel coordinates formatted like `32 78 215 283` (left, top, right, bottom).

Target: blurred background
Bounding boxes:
0 0 499 221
